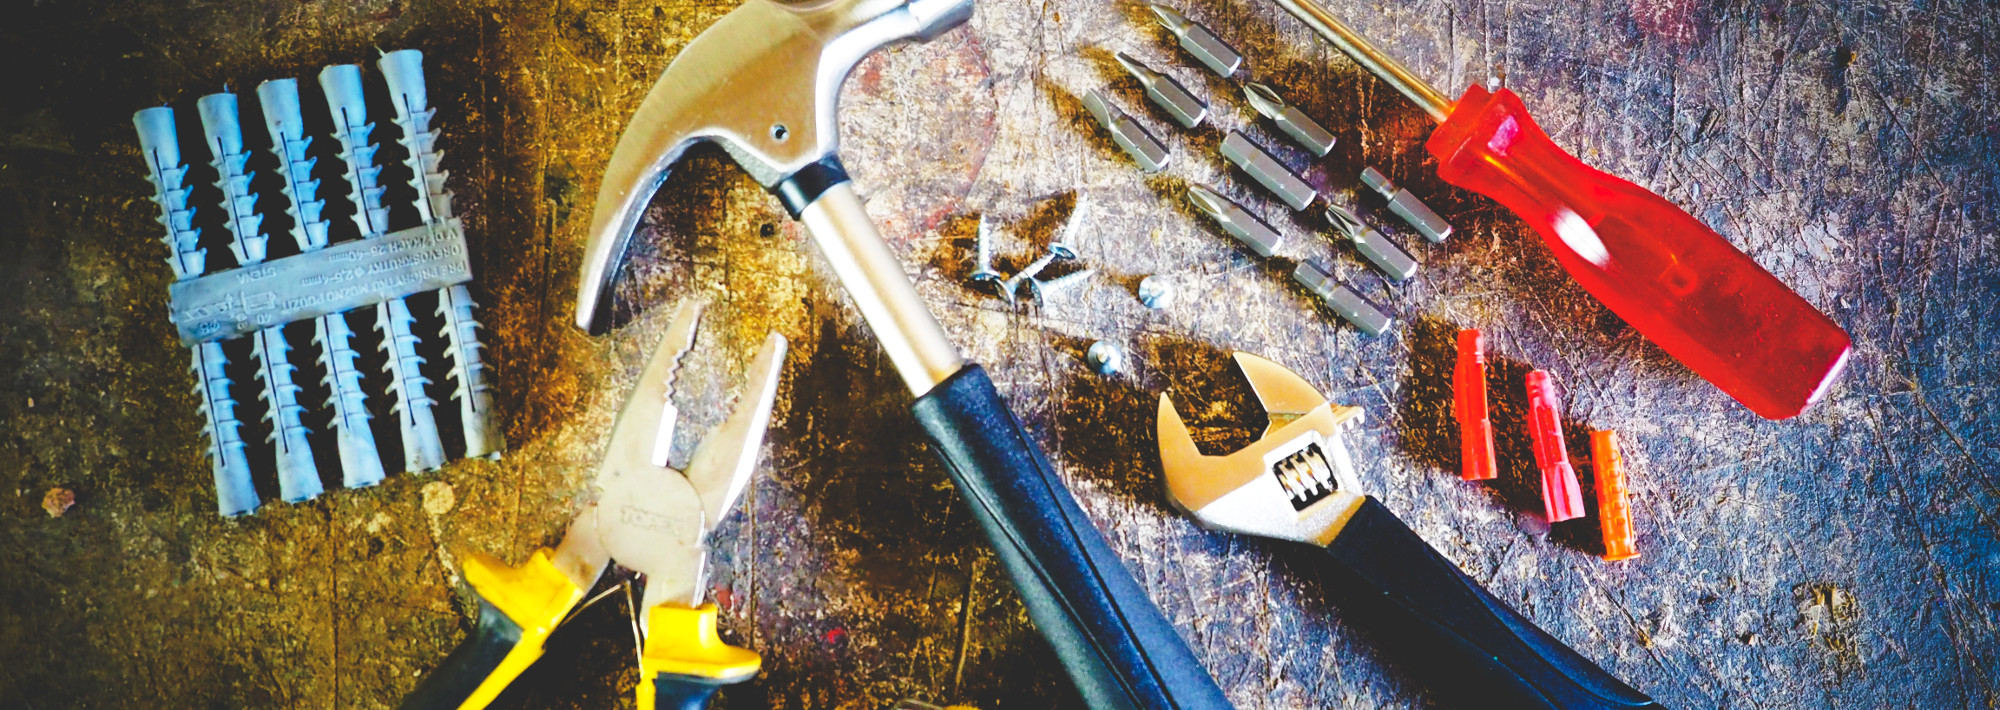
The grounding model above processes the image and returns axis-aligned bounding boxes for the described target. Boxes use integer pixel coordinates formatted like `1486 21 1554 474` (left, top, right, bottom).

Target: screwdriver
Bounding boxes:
1267 0 1852 419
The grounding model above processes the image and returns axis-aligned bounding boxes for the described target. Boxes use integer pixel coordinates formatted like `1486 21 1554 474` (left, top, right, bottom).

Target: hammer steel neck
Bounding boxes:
795 181 964 395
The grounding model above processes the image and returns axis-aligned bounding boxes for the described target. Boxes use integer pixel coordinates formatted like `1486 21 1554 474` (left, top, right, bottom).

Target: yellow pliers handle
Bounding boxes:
398 550 587 710
638 603 760 710
399 550 759 710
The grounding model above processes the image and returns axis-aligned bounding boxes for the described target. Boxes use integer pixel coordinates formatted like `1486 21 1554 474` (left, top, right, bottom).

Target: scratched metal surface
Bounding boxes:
1 0 1995 707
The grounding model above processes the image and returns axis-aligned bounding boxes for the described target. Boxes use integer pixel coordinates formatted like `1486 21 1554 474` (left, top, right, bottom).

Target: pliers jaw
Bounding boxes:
588 302 788 615
1156 353 1368 547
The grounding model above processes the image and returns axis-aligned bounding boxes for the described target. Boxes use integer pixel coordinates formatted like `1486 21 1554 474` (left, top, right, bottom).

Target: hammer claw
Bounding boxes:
578 0 974 334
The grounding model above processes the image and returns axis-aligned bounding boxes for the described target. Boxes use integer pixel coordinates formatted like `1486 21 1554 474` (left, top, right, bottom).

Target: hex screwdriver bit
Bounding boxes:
1084 89 1171 172
1114 51 1207 129
1244 83 1337 157
1293 259 1394 335
1221 131 1317 211
1361 166 1453 242
1187 184 1285 257
1148 4 1243 78
1326 204 1418 281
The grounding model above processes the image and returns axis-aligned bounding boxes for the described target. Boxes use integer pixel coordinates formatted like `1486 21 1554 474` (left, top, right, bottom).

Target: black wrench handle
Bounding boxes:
914 365 1234 710
1315 496 1662 709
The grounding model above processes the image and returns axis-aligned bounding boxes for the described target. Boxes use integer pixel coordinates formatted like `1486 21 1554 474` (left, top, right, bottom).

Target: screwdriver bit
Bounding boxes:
1114 51 1207 129
1186 184 1284 257
1360 166 1453 242
1293 259 1394 335
1148 4 1243 78
1326 204 1418 281
1221 131 1317 211
1243 83 1337 157
1083 89 1171 173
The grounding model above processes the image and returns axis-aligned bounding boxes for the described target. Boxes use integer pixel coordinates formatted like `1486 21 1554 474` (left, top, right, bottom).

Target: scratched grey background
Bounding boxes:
1 0 1995 707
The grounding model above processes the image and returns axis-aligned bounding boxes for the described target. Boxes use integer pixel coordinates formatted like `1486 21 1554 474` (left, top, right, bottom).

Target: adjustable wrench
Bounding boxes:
1157 353 1661 709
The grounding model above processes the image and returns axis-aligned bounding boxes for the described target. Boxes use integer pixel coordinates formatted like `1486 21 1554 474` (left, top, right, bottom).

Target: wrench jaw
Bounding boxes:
1157 355 1369 547
1234 352 1337 434
576 0 973 334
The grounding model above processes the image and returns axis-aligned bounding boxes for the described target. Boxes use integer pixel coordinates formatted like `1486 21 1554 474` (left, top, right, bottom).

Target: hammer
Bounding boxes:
578 0 1231 707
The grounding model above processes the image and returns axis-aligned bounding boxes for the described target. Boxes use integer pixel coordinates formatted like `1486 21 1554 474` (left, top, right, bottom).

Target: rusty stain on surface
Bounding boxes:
1794 583 1864 682
39 487 75 518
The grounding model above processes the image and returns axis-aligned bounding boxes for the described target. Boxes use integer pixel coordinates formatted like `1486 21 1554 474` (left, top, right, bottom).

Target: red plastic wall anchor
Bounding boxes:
1453 329 1497 481
1524 370 1585 522
1426 86 1852 420
1591 430 1639 561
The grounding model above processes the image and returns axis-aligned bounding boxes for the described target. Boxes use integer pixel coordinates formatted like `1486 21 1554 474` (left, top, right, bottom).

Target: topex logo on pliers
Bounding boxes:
401 302 786 710
1156 353 1662 710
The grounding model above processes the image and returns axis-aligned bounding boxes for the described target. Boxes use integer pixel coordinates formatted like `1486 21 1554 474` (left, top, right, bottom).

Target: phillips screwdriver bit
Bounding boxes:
1148 4 1243 78
1186 184 1284 258
1325 203 1417 281
1221 131 1317 211
1083 89 1171 173
1243 83 1337 157
1360 166 1453 242
1114 51 1207 129
1293 259 1394 335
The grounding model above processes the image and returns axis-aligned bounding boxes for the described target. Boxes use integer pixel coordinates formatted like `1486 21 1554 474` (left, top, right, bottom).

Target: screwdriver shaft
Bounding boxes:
1266 0 1451 121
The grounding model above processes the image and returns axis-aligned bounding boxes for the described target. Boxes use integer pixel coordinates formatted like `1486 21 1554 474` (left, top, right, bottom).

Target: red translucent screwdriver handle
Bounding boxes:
1426 86 1851 419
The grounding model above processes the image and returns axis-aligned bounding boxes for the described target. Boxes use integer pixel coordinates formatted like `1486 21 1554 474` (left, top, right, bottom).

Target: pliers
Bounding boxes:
401 301 787 710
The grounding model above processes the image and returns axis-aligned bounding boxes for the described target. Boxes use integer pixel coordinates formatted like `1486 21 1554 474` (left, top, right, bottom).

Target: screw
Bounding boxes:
1000 199 1087 304
1028 268 1097 303
969 215 1005 297
1086 341 1124 375
1002 246 1070 302
1137 275 1174 309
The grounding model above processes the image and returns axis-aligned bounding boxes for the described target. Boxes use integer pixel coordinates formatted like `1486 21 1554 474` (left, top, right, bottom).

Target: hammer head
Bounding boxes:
1156 353 1367 546
577 0 974 333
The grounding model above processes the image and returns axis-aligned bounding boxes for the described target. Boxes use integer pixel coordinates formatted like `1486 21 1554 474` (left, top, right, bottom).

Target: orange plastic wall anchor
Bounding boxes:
1453 329 1497 481
1591 430 1639 561
1524 370 1585 522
